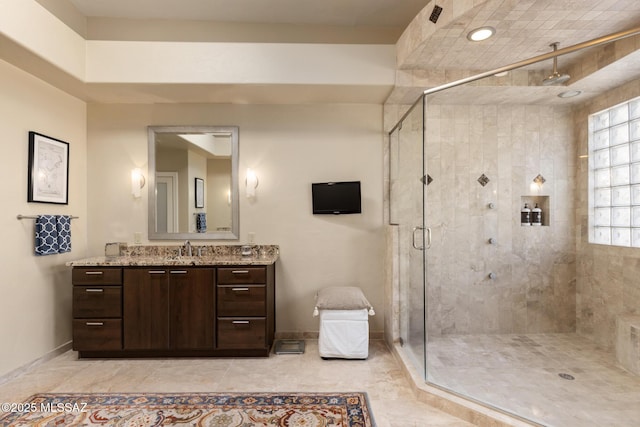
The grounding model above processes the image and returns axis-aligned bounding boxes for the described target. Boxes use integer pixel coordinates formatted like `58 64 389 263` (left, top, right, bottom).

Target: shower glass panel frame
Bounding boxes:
389 96 428 381
388 26 640 427
418 63 578 425
393 72 574 426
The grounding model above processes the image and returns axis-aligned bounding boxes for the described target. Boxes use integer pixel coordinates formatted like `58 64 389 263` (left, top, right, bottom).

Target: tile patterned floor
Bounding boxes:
426 333 640 427
0 340 474 427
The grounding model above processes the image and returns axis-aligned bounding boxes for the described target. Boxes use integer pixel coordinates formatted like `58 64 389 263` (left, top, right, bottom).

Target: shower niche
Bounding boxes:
521 195 550 226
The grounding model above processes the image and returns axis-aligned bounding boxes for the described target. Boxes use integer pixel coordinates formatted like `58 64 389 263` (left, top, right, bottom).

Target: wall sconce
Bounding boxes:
246 168 259 198
131 168 146 198
533 174 546 187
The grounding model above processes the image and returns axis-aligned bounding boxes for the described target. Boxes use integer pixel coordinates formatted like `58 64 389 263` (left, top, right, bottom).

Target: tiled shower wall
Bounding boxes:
575 78 640 351
424 103 576 336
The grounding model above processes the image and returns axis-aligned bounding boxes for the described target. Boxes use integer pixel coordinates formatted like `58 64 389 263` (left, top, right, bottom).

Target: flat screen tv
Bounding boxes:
312 181 361 215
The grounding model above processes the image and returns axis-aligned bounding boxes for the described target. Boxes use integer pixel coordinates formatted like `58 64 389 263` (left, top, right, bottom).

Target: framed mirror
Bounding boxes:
148 125 239 240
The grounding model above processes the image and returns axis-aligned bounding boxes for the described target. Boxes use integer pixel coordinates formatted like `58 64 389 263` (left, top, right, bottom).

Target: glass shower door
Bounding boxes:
390 98 427 379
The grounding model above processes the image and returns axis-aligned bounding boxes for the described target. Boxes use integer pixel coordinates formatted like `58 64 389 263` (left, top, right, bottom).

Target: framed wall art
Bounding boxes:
27 131 69 204
195 177 204 208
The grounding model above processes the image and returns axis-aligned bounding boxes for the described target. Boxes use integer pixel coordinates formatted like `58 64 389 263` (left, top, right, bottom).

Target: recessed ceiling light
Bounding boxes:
467 26 496 42
558 90 582 98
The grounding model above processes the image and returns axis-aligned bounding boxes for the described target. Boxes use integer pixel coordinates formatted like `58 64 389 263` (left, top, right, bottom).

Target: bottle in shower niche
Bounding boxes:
521 203 531 226
532 203 542 226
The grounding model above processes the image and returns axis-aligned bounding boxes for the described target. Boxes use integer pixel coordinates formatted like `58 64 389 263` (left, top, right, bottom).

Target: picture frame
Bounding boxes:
27 131 69 204
195 177 204 208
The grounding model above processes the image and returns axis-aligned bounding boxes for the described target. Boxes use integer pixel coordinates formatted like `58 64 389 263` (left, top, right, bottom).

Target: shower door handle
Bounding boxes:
412 227 432 250
412 226 424 250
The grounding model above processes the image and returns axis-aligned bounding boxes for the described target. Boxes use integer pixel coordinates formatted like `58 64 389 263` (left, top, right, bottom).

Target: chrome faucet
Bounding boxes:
184 240 192 257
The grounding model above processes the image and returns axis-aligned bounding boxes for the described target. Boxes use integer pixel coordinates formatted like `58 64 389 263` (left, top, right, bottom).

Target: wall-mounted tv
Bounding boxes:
312 181 361 215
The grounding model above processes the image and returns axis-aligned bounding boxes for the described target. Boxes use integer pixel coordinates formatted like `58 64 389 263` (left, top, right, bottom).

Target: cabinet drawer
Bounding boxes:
217 285 266 316
217 318 266 349
72 319 122 351
72 268 122 285
217 267 265 284
73 286 122 318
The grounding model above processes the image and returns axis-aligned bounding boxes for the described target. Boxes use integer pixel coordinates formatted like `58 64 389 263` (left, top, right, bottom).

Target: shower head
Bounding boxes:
542 42 570 86
543 72 571 86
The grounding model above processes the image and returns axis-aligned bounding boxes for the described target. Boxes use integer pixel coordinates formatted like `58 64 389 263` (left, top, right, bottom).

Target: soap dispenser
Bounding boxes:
532 203 542 226
521 203 531 226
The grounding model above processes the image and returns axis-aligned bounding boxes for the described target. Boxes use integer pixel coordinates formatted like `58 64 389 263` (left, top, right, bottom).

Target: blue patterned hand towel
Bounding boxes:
35 215 59 255
56 215 72 253
196 212 207 233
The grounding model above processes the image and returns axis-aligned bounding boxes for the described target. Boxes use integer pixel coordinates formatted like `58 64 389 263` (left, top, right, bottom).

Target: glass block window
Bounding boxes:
589 96 640 247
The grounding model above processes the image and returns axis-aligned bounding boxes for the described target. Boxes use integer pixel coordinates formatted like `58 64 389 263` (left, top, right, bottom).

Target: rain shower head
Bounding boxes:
542 42 570 86
543 72 571 86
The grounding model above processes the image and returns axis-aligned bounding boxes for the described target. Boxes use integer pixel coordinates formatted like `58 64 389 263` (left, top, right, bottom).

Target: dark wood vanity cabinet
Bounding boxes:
123 268 215 351
72 263 275 357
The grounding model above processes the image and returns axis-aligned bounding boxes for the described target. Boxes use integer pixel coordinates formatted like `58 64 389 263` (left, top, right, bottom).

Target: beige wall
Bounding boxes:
575 77 640 351
86 103 385 334
0 59 87 377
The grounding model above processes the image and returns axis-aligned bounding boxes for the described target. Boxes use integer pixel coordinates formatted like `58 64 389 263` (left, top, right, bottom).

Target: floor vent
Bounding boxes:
558 373 575 380
274 340 305 355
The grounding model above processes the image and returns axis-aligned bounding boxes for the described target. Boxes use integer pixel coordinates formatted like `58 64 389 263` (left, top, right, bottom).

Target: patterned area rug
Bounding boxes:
0 392 375 426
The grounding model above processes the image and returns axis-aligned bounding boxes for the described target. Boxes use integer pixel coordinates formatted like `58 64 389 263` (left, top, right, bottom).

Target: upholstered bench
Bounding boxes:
313 286 375 359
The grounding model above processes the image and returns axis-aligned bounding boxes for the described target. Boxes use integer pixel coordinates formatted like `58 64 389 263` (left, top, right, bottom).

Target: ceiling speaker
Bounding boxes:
429 5 443 24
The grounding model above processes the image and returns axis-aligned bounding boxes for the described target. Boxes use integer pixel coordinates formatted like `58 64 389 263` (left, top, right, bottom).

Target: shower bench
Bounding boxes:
616 314 640 375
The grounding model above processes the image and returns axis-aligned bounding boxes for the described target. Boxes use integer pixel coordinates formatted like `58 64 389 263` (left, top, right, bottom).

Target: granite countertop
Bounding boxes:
66 244 279 267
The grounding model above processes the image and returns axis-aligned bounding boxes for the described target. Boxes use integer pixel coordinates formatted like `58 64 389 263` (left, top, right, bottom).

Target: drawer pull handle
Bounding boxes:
85 322 104 326
170 270 187 274
232 287 250 292
231 270 249 274
84 271 104 275
232 320 250 324
85 288 104 293
149 270 166 274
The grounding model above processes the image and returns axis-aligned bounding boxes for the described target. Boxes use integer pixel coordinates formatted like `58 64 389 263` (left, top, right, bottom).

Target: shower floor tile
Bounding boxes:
426 333 640 427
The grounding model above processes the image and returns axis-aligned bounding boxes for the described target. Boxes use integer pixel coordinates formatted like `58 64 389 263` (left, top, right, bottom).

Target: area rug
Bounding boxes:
0 392 375 426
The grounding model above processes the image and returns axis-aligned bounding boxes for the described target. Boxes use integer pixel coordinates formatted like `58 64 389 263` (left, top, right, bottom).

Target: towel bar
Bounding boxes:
17 214 79 220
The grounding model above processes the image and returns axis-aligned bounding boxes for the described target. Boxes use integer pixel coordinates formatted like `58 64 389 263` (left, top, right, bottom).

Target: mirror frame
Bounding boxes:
147 125 239 240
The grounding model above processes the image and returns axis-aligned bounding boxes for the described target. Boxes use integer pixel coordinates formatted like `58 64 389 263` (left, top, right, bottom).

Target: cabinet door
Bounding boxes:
123 269 170 350
169 268 215 350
